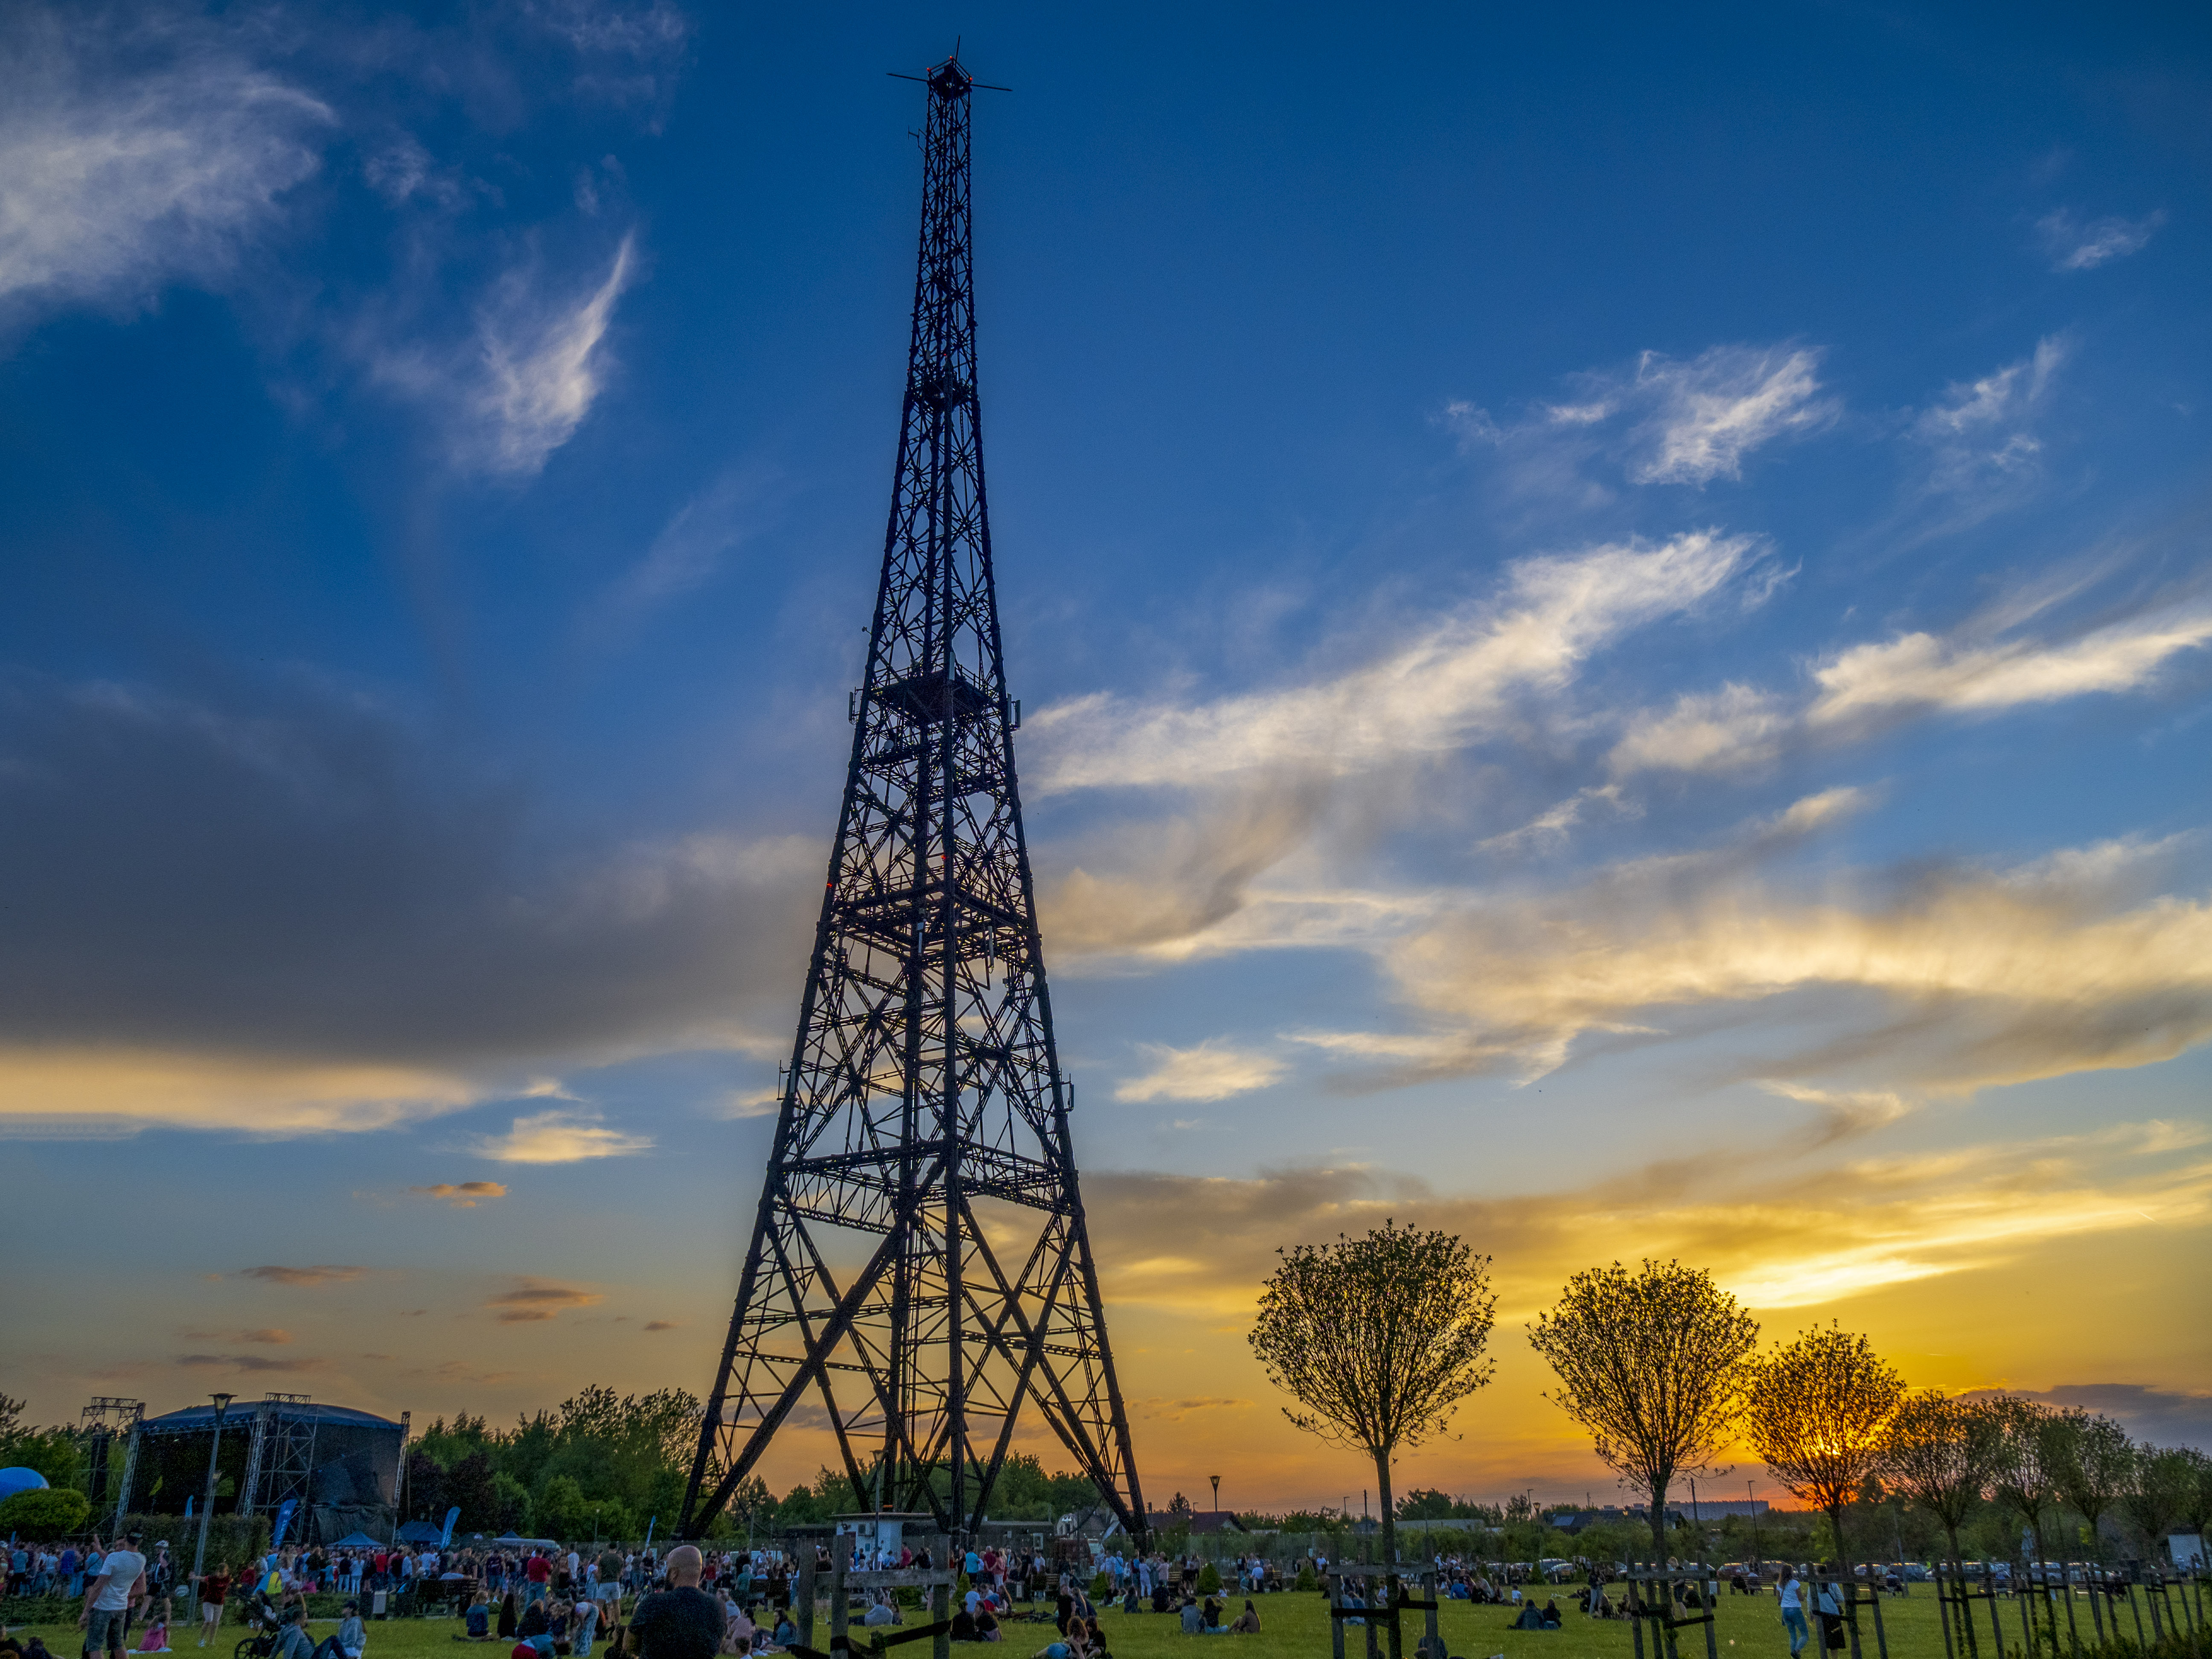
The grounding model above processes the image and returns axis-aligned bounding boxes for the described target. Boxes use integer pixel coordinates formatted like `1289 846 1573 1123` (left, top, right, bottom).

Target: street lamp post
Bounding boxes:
190 1395 236 1620
1209 1476 1220 1518
1749 1481 1761 1576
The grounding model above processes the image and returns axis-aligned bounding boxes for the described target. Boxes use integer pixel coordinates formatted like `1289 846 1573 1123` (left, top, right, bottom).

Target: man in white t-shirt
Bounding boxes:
80 1530 149 1659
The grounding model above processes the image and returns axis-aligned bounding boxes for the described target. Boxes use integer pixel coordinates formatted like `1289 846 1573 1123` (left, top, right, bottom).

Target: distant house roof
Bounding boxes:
1146 1509 1246 1535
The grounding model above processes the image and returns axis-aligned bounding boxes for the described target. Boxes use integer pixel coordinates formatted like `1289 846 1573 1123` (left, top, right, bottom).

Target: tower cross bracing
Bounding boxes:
678 52 1144 1543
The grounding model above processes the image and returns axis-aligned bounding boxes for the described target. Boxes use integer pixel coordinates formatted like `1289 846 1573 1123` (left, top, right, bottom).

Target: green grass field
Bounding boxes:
2 1586 2045 1659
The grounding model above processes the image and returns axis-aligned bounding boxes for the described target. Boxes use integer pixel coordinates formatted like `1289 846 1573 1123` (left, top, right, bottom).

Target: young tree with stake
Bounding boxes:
1526 1259 1760 1563
1879 1391 2000 1656
2046 1409 2133 1563
1880 1391 2000 1563
1743 1324 1904 1575
1248 1222 1496 1573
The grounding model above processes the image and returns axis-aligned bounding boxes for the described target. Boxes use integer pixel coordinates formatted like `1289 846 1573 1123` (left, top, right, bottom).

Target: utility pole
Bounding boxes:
678 48 1142 1548
189 1395 235 1616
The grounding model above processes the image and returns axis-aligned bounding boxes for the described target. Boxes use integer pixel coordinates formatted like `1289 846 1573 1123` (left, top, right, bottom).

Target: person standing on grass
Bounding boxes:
596 1549 625 1628
627 1547 720 1659
194 1565 231 1647
1778 1569 1809 1656
80 1530 149 1659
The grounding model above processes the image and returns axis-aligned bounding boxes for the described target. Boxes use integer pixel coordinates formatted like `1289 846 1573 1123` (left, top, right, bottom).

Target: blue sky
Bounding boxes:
3 0 2209 1508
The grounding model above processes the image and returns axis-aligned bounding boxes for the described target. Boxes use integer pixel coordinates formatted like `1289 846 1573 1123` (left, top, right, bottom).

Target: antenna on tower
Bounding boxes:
678 49 1138 1548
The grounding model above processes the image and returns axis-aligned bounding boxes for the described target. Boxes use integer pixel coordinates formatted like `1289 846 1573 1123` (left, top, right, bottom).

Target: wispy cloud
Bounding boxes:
238 1265 364 1288
0 1048 481 1139
475 1107 652 1163
1449 342 1835 489
595 466 783 636
475 233 635 473
1083 1118 2209 1322
1476 785 1638 856
1114 1040 1286 1103
412 1180 508 1207
1356 830 2212 1095
177 1353 328 1374
1035 532 1761 794
486 1279 604 1323
1912 335 2068 499
1610 583 2212 777
1622 345 1836 484
372 233 639 475
2036 208 2165 272
0 6 334 319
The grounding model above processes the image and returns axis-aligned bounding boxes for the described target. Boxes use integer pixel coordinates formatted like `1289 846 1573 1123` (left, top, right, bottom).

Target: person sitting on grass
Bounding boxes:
333 1600 366 1659
1176 1597 1202 1636
464 1594 492 1642
1200 1597 1224 1634
272 1607 315 1659
1227 1602 1259 1636
1510 1601 1547 1632
136 1595 175 1652
518 1598 552 1649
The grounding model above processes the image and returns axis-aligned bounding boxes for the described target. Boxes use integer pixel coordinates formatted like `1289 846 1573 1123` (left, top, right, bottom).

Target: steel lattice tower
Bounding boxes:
677 53 1144 1544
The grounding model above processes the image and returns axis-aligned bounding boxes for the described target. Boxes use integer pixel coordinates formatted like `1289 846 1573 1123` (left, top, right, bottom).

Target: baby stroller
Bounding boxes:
233 1596 285 1659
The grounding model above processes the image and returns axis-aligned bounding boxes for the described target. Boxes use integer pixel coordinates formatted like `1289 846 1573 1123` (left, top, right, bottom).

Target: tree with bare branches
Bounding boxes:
1527 1259 1759 1561
1743 1324 1904 1573
1249 1221 1496 1570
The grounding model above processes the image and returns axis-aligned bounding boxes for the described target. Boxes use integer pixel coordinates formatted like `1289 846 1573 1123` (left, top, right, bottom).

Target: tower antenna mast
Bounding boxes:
678 50 1143 1546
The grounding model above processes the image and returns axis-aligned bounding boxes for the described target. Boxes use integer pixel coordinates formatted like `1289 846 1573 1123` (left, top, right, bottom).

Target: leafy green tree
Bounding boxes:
2119 1444 2195 1563
405 1450 448 1521
1743 1324 1905 1576
2046 1409 2132 1563
492 1473 535 1536
537 1474 590 1541
1879 1389 2000 1563
0 1486 91 1539
1250 1221 1496 1569
2176 1449 2212 1563
1983 1396 2063 1574
1528 1259 1759 1562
